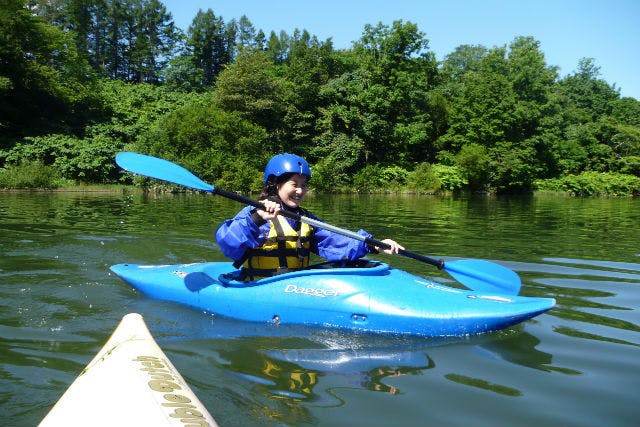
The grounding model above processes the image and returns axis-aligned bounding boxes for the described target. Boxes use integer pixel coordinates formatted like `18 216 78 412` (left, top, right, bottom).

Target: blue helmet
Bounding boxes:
263 153 312 184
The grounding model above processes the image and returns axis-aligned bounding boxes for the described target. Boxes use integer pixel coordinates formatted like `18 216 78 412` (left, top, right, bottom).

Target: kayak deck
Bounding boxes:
110 261 555 337
39 313 218 427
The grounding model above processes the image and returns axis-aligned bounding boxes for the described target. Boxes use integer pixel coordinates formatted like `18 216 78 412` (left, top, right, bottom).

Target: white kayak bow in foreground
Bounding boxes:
39 313 218 427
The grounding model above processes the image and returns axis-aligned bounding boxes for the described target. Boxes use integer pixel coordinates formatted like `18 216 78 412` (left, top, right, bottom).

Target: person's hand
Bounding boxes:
376 239 404 255
256 199 280 221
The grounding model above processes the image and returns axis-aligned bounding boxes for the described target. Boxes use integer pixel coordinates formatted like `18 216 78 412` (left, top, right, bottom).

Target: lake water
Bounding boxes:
1 191 639 426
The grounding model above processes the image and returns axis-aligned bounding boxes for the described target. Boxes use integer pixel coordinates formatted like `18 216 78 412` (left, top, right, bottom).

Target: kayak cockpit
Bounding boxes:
212 259 390 288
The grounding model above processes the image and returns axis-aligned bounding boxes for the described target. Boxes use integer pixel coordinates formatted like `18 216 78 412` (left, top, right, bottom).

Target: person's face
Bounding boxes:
277 174 308 208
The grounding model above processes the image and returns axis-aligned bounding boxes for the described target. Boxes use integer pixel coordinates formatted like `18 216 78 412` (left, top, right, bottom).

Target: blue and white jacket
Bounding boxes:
215 205 374 263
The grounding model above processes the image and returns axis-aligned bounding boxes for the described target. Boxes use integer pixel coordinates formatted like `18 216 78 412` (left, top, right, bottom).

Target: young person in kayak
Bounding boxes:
215 153 404 280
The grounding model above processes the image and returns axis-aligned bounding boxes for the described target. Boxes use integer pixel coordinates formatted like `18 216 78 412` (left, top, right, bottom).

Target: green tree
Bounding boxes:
555 58 620 123
547 58 624 176
438 46 517 150
60 0 180 83
235 15 258 50
212 49 287 152
440 44 487 80
186 8 234 87
265 30 290 64
136 99 268 191
438 37 561 192
129 0 180 83
0 0 95 137
455 143 490 191
275 29 340 155
162 53 204 92
318 20 441 171
606 97 640 175
609 97 640 126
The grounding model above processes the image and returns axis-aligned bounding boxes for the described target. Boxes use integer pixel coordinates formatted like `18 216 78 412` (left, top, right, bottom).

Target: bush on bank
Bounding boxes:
534 172 640 196
0 162 64 189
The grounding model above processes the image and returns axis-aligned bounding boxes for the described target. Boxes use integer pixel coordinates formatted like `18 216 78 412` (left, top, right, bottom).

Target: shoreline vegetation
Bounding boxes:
1 172 638 197
2 1 639 197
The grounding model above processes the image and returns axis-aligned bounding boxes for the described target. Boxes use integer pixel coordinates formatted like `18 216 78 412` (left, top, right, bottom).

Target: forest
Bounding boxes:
1 0 639 195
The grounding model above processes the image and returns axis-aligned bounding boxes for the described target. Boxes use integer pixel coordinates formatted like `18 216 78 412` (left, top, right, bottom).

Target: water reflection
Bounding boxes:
476 331 581 375
516 258 640 348
168 317 569 417
262 347 435 398
201 335 441 422
444 373 522 396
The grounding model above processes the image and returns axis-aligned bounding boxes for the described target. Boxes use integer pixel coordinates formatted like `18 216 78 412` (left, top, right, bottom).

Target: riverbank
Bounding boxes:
1 183 639 197
2 169 640 197
2 159 639 196
0 185 135 193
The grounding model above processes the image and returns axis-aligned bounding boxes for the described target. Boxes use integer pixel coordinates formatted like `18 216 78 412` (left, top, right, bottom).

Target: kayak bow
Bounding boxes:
39 313 218 427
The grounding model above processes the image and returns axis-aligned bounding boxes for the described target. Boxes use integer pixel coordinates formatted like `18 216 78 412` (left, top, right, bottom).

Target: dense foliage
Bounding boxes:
1 0 639 195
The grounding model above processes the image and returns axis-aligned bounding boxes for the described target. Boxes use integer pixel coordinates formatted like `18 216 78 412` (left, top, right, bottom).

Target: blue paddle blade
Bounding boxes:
115 152 215 192
443 259 522 295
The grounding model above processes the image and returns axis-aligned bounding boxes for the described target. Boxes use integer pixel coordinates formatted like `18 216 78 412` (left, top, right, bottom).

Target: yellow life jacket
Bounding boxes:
242 215 312 279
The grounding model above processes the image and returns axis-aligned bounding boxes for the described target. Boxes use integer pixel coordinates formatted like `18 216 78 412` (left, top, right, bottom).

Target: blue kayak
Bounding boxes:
110 260 555 337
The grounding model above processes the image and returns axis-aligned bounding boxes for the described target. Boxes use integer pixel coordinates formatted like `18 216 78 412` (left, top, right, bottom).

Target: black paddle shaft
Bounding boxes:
213 188 445 270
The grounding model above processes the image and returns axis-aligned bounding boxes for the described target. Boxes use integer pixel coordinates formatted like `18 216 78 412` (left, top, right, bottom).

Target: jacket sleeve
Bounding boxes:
215 206 269 261
308 212 373 261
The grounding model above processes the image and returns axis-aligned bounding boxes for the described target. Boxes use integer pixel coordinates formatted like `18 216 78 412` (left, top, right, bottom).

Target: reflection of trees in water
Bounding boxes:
478 331 580 375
